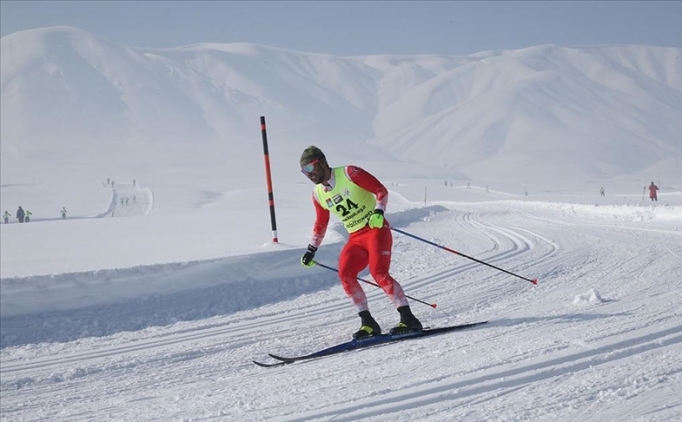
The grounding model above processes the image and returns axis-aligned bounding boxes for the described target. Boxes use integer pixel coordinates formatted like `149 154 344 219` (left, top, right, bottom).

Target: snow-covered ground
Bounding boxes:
1 176 681 421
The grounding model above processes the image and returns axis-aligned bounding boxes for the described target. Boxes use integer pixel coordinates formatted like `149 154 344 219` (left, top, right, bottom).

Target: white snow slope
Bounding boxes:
1 26 682 422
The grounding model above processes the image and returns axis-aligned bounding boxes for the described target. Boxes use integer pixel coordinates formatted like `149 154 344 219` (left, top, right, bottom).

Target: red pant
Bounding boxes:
338 223 408 312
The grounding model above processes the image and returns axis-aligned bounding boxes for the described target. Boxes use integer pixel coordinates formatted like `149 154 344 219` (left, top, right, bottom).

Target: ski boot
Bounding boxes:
390 306 423 334
353 310 382 339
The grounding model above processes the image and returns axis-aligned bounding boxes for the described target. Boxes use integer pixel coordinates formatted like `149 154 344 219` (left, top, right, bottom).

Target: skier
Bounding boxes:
299 145 422 338
648 182 659 201
61 207 67 219
16 206 25 223
3 210 9 224
24 209 32 222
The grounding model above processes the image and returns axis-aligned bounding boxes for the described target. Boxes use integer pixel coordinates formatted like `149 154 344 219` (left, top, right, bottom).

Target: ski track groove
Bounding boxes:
279 325 682 422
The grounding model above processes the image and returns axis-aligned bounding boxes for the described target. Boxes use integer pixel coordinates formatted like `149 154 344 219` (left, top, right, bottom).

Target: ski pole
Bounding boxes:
390 227 538 285
313 260 438 309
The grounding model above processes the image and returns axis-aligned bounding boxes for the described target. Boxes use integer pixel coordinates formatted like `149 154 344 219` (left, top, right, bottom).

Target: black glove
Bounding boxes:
301 244 318 267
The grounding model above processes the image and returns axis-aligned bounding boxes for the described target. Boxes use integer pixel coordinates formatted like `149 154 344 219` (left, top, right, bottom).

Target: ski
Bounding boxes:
253 321 488 367
252 360 290 368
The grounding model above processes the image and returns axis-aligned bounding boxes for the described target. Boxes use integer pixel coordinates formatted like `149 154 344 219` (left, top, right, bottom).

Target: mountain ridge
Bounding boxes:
1 26 680 183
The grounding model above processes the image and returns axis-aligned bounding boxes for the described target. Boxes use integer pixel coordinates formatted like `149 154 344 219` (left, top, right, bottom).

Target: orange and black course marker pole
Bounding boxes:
260 116 278 243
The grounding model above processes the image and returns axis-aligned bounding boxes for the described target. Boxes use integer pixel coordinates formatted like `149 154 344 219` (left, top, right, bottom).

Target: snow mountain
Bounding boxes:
2 26 681 185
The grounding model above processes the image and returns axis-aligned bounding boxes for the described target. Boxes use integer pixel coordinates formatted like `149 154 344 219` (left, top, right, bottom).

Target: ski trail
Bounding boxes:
279 325 682 422
2 201 681 421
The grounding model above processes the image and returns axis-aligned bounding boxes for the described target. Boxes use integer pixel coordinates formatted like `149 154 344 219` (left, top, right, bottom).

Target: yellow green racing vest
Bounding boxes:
315 167 376 233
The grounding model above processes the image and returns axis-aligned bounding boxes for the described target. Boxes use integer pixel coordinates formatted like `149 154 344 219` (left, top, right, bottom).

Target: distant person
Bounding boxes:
16 206 25 223
61 207 67 219
600 187 605 197
648 182 659 201
24 209 32 222
298 145 422 338
3 210 10 224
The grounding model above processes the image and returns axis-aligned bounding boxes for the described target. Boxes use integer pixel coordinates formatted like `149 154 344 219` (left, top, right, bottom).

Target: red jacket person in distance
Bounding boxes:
648 182 659 201
299 145 423 339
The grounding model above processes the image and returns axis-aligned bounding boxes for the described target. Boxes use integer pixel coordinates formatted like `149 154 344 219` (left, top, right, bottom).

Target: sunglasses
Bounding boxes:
301 158 320 175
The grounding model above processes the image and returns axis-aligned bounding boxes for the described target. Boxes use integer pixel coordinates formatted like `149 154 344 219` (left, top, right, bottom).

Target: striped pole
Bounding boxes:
260 116 278 242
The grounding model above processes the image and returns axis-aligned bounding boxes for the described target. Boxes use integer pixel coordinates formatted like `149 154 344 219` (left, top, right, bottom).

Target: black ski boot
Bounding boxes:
353 310 382 339
390 306 423 334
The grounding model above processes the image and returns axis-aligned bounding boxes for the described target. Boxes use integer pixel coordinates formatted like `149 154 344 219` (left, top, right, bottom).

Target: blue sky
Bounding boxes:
2 1 681 55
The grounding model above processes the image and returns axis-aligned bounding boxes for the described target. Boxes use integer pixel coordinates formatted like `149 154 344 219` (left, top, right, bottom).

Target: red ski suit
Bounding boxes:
309 166 408 312
649 184 659 200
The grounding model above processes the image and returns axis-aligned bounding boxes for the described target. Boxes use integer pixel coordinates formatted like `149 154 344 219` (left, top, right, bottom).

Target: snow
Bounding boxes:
1 27 682 422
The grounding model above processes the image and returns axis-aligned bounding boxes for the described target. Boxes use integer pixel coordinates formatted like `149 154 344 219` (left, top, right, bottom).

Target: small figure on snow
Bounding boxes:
3 210 10 224
61 207 67 219
600 187 605 197
16 206 25 223
24 209 32 222
648 182 659 201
